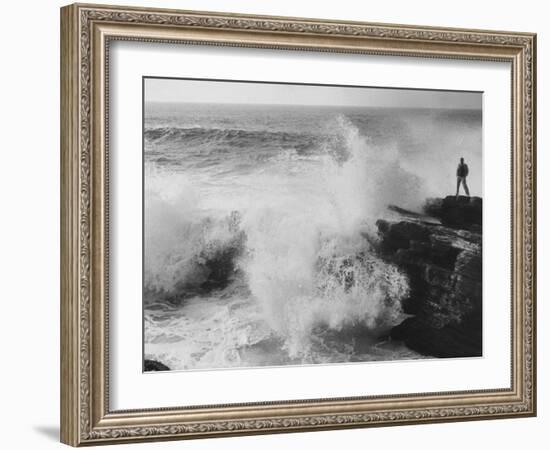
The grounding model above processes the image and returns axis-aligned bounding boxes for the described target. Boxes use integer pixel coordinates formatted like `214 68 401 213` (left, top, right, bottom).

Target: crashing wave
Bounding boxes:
145 114 424 360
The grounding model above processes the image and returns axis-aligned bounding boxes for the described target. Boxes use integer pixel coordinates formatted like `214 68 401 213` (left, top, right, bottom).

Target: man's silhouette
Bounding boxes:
456 157 470 199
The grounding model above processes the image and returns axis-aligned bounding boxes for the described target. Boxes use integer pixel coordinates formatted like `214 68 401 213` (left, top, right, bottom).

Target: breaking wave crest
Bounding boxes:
145 114 423 364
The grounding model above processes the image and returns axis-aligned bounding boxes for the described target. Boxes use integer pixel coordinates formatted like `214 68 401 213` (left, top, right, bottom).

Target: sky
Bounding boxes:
144 77 482 110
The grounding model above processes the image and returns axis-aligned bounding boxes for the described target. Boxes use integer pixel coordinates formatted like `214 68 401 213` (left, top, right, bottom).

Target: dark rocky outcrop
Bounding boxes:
424 195 482 231
144 359 170 372
375 197 482 358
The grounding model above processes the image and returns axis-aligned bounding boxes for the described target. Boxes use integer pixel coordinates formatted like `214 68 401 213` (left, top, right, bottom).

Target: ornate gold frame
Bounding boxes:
60 2 536 446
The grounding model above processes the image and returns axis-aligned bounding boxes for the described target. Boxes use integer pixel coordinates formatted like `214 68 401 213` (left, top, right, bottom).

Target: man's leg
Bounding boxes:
462 178 470 196
456 177 461 198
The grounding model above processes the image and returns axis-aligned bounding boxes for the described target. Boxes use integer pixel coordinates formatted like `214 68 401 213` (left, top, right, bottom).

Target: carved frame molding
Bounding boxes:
61 3 536 446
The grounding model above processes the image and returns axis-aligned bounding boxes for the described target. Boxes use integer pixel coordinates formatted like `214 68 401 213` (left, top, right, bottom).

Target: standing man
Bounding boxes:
456 157 470 199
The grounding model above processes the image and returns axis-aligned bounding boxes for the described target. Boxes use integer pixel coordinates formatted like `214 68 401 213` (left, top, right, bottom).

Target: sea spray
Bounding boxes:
240 115 413 357
144 166 245 298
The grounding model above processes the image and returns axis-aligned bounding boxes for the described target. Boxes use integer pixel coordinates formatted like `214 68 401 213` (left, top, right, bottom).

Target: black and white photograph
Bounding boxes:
143 77 483 372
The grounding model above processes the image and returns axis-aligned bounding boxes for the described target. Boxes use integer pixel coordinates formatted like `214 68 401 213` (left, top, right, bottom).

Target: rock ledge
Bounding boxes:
376 196 482 358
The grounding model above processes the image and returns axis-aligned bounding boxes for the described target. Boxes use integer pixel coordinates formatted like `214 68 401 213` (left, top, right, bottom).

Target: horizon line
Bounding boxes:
144 100 482 111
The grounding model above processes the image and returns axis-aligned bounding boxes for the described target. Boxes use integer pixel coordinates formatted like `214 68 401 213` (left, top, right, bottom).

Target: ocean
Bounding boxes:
143 102 482 371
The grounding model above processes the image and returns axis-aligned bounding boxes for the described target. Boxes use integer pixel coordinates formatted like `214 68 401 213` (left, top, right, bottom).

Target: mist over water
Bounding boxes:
143 102 482 370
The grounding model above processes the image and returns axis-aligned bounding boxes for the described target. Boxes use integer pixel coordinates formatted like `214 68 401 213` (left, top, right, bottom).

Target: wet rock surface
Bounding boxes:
376 197 482 358
424 195 482 231
144 359 170 371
